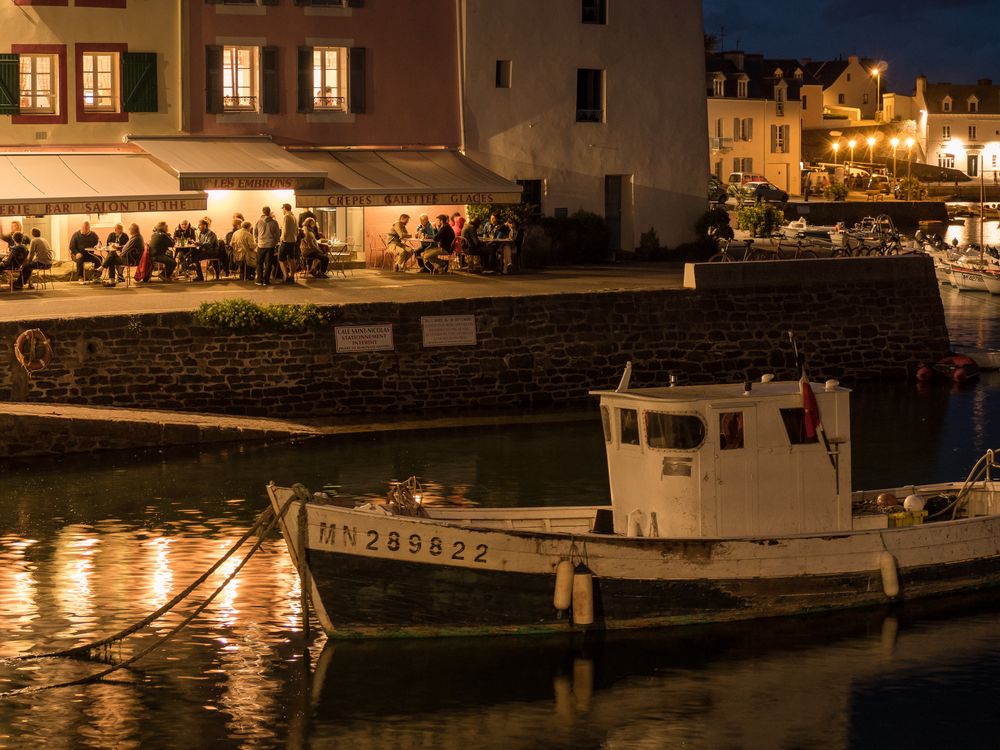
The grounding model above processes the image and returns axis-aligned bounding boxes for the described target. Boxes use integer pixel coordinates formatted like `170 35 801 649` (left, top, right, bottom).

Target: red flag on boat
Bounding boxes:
800 368 820 439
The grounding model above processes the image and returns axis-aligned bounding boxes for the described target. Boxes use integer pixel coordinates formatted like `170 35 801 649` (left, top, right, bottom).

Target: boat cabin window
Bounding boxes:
600 406 612 443
779 408 819 445
719 412 744 450
645 411 706 450
620 408 640 445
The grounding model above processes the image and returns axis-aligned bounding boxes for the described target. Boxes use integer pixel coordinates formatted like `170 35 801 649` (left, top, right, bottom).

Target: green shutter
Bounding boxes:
348 47 365 114
297 46 313 113
262 46 279 114
206 45 223 114
121 52 157 113
0 54 20 116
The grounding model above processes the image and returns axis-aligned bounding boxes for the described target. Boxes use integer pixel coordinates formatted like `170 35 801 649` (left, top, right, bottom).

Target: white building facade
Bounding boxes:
915 76 1000 180
460 0 708 250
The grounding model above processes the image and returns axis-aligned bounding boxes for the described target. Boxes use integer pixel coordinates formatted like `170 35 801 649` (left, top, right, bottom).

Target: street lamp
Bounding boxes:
832 141 840 164
905 137 914 200
866 136 876 165
871 68 881 120
848 139 856 167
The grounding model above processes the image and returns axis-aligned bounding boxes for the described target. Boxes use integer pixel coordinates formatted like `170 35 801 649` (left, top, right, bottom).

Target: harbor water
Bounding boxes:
3 280 1000 748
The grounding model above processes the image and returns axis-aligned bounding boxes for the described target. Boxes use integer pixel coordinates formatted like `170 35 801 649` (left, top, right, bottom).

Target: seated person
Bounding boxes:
191 217 220 281
422 214 453 273
413 213 436 272
461 217 493 271
1 233 29 290
481 212 503 240
173 219 197 267
20 228 53 288
499 219 521 274
387 214 414 272
106 223 128 250
69 220 102 283
148 222 177 281
299 218 330 277
1 220 24 250
102 224 143 286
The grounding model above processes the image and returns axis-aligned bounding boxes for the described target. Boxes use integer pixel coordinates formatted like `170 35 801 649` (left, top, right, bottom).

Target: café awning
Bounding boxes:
292 150 523 208
0 153 207 216
132 137 328 191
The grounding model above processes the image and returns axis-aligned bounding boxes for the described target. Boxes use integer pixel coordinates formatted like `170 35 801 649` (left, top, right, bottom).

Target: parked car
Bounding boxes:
867 175 893 194
743 181 789 204
708 174 727 203
727 172 767 186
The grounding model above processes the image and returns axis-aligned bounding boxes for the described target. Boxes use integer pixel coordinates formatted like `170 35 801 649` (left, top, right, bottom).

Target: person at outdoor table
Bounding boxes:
414 213 435 272
387 213 413 272
106 223 128 249
500 219 521 274
1 220 24 249
451 212 465 237
173 219 197 269
481 213 503 239
189 217 219 282
69 220 102 284
461 217 493 271
422 214 453 273
298 207 316 228
300 217 329 277
254 206 280 286
230 221 257 281
279 203 298 284
1 233 28 290
148 221 177 281
101 223 143 287
20 228 52 289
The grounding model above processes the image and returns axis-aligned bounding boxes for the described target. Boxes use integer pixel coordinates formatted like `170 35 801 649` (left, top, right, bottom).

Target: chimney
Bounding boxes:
977 78 993 87
915 74 927 105
848 55 859 65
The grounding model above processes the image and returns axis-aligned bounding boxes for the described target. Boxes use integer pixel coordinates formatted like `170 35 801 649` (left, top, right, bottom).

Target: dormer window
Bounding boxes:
737 78 747 98
712 76 724 97
773 67 783 80
943 97 952 112
969 97 979 113
794 68 803 80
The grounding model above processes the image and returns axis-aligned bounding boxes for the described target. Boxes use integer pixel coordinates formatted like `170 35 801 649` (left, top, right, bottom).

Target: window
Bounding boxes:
969 125 978 140
771 124 789 154
942 125 951 139
712 77 724 97
645 412 706 451
942 98 951 112
495 59 511 89
81 51 118 112
775 87 785 116
222 45 258 111
938 154 954 169
576 68 603 122
779 408 818 444
741 118 753 141
313 46 346 110
837 93 845 105
801 94 807 110
19 54 57 114
737 79 747 98
719 412 744 450
619 409 640 446
846 73 851 82
581 0 606 24
969 99 978 113
516 178 543 219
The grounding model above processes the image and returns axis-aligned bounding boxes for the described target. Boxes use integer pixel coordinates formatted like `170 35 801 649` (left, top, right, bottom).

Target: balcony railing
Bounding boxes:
314 95 346 110
223 95 258 111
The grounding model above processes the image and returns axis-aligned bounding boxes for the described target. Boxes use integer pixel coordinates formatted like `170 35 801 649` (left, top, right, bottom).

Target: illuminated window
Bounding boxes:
81 52 118 112
19 54 57 114
737 79 747 97
938 154 954 169
222 45 258 111
713 77 724 97
312 47 346 110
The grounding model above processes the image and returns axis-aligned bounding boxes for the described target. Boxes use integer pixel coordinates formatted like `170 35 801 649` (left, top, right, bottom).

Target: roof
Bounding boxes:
803 60 849 89
923 82 1000 114
706 52 819 101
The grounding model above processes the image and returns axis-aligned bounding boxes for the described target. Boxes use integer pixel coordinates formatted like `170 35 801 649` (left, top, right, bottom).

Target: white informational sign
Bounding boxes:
335 324 395 353
420 315 478 347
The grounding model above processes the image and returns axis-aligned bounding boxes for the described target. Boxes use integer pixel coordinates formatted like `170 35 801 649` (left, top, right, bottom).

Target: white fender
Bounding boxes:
880 550 900 598
626 509 645 537
553 559 574 611
572 564 595 626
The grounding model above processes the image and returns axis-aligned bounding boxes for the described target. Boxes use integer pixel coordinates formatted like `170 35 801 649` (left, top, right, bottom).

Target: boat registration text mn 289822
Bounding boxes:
315 521 489 563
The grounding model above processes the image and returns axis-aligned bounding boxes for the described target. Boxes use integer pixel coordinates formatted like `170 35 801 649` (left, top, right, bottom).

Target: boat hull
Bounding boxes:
268 486 1000 638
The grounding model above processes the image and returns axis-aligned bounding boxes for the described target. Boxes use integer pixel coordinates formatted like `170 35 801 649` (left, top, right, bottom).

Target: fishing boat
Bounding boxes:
268 368 1000 638
781 218 836 241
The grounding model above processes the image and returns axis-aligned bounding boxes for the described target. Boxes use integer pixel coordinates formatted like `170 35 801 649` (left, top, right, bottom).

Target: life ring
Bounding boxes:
14 328 53 373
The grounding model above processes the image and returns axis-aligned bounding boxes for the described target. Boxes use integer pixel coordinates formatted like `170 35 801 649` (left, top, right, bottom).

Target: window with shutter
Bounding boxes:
262 46 278 114
348 47 365 113
312 47 346 110
205 44 223 113
121 52 157 112
19 54 58 114
221 45 259 111
297 46 313 113
0 54 19 116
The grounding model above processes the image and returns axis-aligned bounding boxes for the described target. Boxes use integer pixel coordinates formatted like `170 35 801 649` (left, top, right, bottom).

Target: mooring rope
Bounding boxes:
0 496 300 698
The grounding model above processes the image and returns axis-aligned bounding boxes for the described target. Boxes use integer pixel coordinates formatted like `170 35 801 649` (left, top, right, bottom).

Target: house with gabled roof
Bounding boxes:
706 51 822 196
915 75 1000 180
803 55 878 120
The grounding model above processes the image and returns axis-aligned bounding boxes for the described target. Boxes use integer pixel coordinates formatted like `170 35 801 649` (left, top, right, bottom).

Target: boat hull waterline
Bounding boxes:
268 484 1000 638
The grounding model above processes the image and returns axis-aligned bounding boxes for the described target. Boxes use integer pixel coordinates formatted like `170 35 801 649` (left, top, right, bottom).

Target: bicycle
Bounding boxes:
709 237 755 262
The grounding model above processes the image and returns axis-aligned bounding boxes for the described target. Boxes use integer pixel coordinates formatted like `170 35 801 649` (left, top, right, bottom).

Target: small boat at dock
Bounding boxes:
269 370 1000 639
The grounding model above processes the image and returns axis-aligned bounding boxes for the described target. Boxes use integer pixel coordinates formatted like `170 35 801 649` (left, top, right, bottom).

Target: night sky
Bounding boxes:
702 0 1000 94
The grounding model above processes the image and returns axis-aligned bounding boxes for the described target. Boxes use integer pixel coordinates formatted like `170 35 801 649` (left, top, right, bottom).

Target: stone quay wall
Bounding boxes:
0 257 949 419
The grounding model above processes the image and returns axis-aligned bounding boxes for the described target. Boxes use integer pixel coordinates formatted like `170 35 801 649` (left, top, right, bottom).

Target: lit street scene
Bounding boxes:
2 1 1000 748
